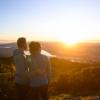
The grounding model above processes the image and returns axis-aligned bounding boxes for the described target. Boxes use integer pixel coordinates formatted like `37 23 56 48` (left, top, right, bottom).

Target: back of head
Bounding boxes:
17 37 27 50
29 41 41 55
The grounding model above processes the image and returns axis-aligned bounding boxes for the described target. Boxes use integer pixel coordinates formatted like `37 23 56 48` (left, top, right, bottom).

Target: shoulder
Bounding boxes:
40 54 50 61
40 54 48 58
13 49 24 57
13 49 19 55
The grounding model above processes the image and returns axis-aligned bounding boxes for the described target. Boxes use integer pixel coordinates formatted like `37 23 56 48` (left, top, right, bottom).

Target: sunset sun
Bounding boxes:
62 39 79 46
58 33 86 46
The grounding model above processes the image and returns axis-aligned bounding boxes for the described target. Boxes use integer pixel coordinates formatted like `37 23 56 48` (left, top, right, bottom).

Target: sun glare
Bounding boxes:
58 33 87 47
63 39 78 46
61 38 80 47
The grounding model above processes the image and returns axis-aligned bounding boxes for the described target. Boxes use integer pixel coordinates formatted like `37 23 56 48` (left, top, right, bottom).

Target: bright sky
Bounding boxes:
0 0 100 42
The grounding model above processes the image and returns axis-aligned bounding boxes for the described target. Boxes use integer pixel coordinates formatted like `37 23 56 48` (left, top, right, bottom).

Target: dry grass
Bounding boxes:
0 57 100 99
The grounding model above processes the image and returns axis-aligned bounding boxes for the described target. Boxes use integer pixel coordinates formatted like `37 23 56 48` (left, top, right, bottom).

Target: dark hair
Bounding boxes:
29 41 41 54
17 37 26 48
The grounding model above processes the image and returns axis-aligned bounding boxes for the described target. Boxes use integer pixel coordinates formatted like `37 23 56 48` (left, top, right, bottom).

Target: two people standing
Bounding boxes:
13 37 51 100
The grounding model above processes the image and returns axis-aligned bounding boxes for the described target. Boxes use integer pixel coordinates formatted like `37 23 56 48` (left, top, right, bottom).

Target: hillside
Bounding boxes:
0 57 100 99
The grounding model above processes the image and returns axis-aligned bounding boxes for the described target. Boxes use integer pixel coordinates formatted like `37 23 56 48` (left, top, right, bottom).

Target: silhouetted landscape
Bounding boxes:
0 42 100 99
1 42 100 62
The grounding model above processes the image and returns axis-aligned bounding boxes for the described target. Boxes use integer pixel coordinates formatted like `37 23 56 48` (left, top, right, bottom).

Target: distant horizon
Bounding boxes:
0 39 100 44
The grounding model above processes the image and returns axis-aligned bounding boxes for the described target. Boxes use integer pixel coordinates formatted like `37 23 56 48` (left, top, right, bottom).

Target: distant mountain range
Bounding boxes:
41 42 100 62
0 42 100 62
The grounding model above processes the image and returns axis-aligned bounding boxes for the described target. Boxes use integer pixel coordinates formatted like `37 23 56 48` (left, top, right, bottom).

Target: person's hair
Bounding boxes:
29 41 41 55
17 37 27 49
